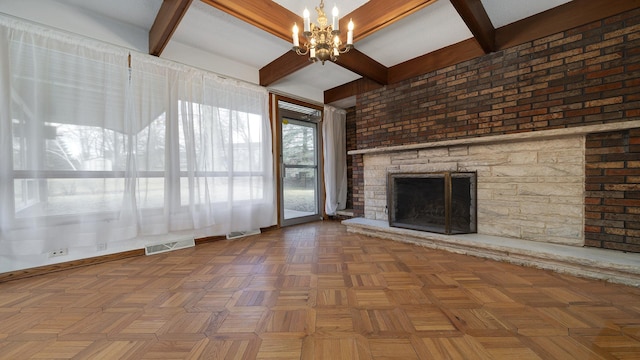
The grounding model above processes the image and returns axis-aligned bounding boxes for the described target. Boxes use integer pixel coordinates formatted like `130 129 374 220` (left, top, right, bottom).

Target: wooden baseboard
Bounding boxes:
0 225 280 283
194 235 227 245
0 249 145 283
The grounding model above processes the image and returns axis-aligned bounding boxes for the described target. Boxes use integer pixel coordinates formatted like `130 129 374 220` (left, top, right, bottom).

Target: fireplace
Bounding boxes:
387 172 477 235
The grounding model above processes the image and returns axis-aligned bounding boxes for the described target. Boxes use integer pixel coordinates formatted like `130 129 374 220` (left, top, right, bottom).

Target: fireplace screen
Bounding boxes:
387 172 477 235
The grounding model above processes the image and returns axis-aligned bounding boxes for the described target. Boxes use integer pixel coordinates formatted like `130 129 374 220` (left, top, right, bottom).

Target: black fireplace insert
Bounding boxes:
387 172 477 235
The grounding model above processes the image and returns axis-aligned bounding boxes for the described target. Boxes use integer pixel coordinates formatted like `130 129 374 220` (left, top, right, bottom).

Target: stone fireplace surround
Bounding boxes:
343 121 640 286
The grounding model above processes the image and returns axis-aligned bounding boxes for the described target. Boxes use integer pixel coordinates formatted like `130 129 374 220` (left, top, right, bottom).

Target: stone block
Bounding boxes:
519 202 583 218
477 183 518 190
369 199 387 208
392 157 429 165
390 151 418 161
518 183 583 197
449 146 469 156
458 157 509 167
418 148 448 157
539 176 585 183
364 155 391 166
484 176 539 184
365 169 389 179
477 204 511 217
508 152 538 164
538 151 585 164
398 163 458 173
476 189 493 200
492 164 583 177
364 177 386 186
546 225 583 239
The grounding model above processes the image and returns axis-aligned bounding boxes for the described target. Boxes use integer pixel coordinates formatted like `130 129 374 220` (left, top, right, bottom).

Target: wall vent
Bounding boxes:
145 238 195 255
226 229 261 240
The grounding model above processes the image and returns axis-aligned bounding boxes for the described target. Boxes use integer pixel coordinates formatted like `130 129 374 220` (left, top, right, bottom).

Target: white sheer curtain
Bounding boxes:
0 16 275 273
322 105 347 215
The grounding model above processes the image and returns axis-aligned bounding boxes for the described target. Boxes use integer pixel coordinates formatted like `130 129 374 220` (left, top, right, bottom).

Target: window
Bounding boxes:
0 17 275 273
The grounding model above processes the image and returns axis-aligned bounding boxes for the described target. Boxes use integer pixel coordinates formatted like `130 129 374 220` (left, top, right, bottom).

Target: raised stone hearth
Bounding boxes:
343 217 640 286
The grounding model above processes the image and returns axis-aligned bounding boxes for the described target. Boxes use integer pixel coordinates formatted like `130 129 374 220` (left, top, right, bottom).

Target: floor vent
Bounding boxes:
226 229 261 240
145 238 195 255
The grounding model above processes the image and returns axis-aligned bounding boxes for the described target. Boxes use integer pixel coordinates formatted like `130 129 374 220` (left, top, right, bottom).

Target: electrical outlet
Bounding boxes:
48 248 68 258
96 243 107 251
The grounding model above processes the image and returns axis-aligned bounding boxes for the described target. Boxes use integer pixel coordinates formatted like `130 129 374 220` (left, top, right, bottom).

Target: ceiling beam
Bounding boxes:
259 50 312 87
335 49 388 85
201 0 298 42
149 0 194 56
450 0 496 53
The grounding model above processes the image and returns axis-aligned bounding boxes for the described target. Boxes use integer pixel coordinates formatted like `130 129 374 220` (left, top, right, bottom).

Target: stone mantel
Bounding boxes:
349 120 640 156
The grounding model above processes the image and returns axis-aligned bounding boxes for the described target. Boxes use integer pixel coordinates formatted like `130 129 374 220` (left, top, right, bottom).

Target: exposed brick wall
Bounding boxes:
349 8 640 252
355 9 640 150
585 129 640 252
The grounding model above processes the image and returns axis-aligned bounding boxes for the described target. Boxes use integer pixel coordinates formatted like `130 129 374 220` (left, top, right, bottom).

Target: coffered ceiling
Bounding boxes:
3 0 639 107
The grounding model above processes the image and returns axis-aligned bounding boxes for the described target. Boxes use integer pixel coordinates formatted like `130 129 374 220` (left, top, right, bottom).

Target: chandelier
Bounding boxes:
291 0 354 64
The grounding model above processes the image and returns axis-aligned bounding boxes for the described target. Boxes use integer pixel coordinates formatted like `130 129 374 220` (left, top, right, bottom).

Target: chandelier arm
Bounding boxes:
337 44 353 54
294 46 309 56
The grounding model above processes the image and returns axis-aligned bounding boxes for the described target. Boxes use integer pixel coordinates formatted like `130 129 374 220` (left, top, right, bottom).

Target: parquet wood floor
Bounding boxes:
1 220 640 359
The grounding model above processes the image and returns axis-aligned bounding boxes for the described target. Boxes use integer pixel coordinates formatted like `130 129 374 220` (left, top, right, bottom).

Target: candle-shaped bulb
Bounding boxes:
292 23 299 47
303 8 310 32
347 19 354 45
332 5 339 31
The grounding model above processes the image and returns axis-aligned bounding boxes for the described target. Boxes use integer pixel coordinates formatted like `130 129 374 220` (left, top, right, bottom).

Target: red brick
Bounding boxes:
604 198 640 207
585 82 624 94
585 225 602 233
585 97 624 107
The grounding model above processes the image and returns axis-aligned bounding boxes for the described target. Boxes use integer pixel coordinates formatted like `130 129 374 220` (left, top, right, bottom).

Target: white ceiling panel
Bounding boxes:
481 0 572 28
171 1 292 69
270 60 361 101
355 0 473 67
